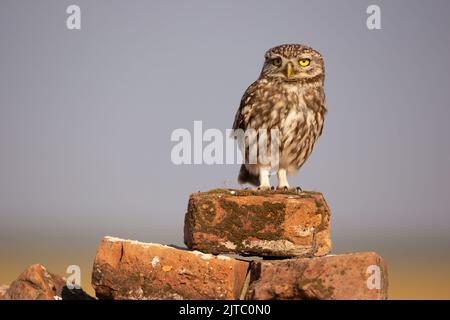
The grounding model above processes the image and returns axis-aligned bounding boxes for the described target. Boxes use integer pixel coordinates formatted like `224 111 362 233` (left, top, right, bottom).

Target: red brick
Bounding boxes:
0 285 9 300
2 264 66 300
92 236 249 300
246 252 388 300
184 189 331 257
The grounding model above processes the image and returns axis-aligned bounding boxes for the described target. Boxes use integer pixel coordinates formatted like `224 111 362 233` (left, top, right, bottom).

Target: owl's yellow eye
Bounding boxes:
298 58 311 67
272 58 282 67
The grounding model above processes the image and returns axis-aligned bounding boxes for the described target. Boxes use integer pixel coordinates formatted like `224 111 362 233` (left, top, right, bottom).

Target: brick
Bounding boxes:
246 252 388 300
3 264 66 300
184 189 331 257
91 236 249 300
0 285 8 300
0 264 94 300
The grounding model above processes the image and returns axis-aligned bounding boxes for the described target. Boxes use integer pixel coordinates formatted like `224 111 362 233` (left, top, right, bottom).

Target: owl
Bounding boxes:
232 44 327 190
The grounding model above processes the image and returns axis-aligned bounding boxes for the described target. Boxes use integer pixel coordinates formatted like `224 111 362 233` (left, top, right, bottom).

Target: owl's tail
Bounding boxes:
238 165 260 186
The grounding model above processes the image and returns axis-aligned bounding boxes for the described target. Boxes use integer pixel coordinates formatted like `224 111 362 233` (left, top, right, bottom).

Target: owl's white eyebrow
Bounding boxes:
266 55 282 61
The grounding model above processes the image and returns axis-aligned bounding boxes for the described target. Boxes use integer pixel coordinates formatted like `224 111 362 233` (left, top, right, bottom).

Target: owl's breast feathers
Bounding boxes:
232 78 327 172
233 78 326 133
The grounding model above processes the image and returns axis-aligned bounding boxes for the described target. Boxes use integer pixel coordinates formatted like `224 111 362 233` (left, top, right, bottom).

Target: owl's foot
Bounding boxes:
275 186 303 193
257 167 271 191
277 169 290 191
257 185 271 191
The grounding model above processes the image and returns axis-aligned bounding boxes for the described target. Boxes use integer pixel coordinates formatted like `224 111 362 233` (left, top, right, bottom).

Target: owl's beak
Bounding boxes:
286 63 294 78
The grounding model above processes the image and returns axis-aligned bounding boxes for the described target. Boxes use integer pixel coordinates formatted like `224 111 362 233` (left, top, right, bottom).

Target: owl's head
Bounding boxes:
260 44 324 82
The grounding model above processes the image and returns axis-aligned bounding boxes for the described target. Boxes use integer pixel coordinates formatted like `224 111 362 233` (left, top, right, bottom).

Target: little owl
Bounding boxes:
232 44 327 190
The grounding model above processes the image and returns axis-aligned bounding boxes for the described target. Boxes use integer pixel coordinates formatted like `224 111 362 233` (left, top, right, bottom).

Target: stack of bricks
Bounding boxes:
92 189 388 300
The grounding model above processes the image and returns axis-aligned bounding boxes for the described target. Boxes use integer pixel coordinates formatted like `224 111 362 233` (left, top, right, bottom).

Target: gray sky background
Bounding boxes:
0 0 449 256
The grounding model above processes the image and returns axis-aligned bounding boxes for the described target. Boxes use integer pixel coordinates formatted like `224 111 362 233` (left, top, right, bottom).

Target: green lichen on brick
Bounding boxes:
307 193 331 254
313 195 329 226
197 240 230 253
191 194 287 253
196 199 216 223
314 197 323 207
297 278 335 299
219 198 285 240
186 189 329 256
203 188 319 198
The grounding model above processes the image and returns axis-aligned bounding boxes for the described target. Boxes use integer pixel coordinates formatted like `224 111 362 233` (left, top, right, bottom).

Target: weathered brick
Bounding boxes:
92 236 249 300
0 285 9 300
184 189 331 257
2 264 66 300
246 252 388 300
0 264 94 300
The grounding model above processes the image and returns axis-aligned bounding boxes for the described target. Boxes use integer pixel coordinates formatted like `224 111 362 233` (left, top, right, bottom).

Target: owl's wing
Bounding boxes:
232 80 261 132
306 86 327 136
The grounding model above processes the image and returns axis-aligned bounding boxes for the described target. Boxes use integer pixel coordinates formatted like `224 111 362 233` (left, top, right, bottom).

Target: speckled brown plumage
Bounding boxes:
232 44 327 189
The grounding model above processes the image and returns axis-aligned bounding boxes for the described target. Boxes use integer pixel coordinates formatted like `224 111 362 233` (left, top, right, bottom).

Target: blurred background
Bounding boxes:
1 0 449 299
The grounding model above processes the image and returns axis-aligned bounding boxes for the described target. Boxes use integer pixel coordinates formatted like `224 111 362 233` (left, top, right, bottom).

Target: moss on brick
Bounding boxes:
190 195 287 253
186 189 330 257
297 278 335 300
202 188 320 198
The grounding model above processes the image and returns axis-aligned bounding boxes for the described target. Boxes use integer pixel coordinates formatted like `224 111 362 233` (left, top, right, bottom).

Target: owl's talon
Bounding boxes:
296 186 303 193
